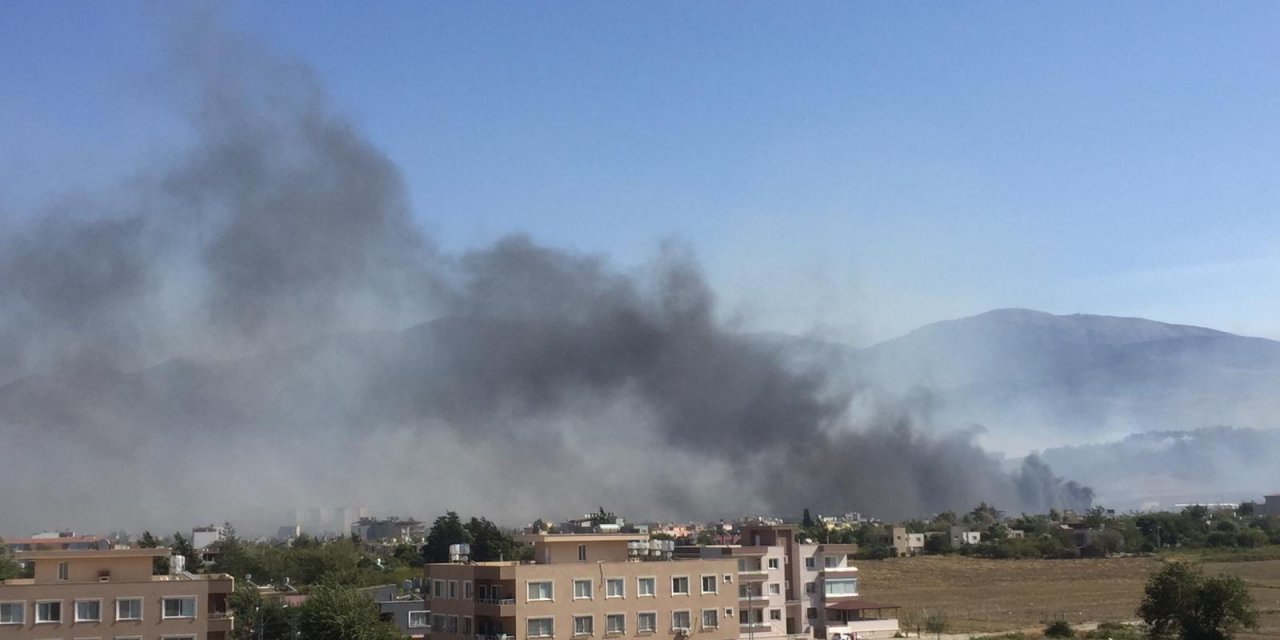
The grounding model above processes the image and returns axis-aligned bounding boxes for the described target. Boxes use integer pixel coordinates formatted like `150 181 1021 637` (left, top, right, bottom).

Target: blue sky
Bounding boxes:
3 1 1279 345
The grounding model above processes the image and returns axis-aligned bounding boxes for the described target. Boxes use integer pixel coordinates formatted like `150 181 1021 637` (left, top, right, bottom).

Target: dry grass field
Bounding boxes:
854 555 1280 637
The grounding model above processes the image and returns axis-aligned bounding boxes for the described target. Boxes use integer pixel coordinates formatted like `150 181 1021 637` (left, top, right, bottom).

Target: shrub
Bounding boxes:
1043 619 1073 637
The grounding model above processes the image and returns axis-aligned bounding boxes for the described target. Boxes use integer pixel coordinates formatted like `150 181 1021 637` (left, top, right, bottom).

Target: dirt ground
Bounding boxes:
855 555 1280 637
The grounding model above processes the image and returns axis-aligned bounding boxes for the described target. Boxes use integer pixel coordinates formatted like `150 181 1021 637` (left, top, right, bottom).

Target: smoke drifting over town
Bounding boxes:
0 21 1092 535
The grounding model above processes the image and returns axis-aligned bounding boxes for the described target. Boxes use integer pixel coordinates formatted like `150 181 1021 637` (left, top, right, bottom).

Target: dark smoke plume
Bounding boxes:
0 18 1090 534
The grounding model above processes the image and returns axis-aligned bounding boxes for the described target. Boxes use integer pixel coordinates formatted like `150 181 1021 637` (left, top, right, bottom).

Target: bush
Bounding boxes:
1043 619 1073 637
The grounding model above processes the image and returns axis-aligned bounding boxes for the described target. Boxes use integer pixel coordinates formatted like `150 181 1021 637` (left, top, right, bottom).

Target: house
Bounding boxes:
425 533 739 640
947 527 980 546
0 547 234 640
4 533 109 552
353 517 427 542
360 583 429 639
889 528 924 557
1260 494 1280 517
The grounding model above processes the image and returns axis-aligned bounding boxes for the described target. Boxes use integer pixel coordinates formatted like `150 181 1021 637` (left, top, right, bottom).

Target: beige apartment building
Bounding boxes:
0 548 234 640
425 534 740 640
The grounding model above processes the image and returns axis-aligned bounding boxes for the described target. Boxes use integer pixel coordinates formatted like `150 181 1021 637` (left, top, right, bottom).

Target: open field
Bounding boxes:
856 555 1157 634
855 555 1280 637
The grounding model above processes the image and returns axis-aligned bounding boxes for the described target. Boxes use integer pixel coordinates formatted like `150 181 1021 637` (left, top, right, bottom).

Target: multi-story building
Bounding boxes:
0 548 234 640
889 528 923 557
736 524 897 640
675 543 787 640
425 533 740 640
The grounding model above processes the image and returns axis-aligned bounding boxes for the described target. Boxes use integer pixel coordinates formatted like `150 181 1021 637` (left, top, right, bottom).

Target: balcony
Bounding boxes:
474 597 516 616
208 611 235 633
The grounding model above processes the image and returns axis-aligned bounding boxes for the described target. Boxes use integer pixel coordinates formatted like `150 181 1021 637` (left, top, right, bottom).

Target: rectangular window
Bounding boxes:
463 616 473 634
465 581 473 599
35 600 62 623
528 581 553 601
637 612 656 633
638 577 655 597
432 614 445 630
162 597 196 619
408 611 429 628
116 598 142 621
770 609 782 621
806 607 817 620
574 615 594 636
739 609 763 625
671 576 689 595
433 580 444 598
578 544 587 561
574 578 593 600
700 575 716 594
606 614 625 634
606 578 624 598
528 617 554 638
0 602 24 624
824 556 840 568
479 584 490 600
701 609 718 629
75 599 102 622
823 578 857 596
446 615 458 632
58 561 69 581
768 583 780 595
448 580 458 599
804 557 815 569
767 558 779 569
804 582 815 594
671 610 691 632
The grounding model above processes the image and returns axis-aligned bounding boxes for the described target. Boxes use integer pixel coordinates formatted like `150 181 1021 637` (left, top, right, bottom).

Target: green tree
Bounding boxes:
0 539 21 580
1138 562 1258 640
1044 618 1074 637
422 511 474 563
802 508 814 528
467 517 522 562
297 584 402 640
924 611 949 639
230 582 298 640
138 531 170 574
211 523 256 580
696 529 718 546
171 532 204 573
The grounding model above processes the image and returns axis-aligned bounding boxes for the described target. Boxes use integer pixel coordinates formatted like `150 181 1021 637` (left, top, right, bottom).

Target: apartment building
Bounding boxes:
0 548 234 640
425 534 740 640
735 525 897 640
675 544 786 640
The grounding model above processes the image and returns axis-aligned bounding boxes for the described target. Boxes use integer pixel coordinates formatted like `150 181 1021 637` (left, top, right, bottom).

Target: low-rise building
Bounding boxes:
947 527 980 546
425 533 740 640
1260 494 1280 517
889 528 923 557
0 547 234 640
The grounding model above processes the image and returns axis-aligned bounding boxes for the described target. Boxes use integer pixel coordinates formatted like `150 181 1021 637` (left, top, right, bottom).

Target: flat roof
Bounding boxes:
15 547 171 560
515 533 647 544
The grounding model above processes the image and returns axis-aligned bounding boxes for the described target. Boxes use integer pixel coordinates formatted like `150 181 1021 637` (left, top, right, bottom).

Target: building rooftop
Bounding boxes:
514 532 647 544
15 547 170 561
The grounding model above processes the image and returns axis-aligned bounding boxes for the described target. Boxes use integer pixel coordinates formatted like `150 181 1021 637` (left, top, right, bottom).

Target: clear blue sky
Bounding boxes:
3 1 1278 344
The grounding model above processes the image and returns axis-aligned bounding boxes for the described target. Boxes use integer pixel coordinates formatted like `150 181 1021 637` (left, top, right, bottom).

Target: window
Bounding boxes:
76 599 102 622
671 610 691 632
574 615 594 636
701 609 718 629
433 580 444 598
767 558 779 569
671 576 689 595
448 580 458 599
528 581 553 601
35 600 62 623
116 636 144 640
723 574 732 583
528 617 554 638
606 614 625 634
700 575 716 594
162 597 196 619
767 583 781 595
804 582 815 594
637 612 656 633
465 581 473 599
58 561 69 581
479 584 490 600
824 556 840 568
804 557 815 569
606 578 624 598
824 578 857 596
446 615 459 632
739 609 763 626
578 544 587 561
433 614 445 630
0 602 23 624
574 578 593 600
806 607 817 620
724 609 734 618
770 609 782 621
116 598 142 621
463 616 473 634
637 577 655 597
408 611 429 628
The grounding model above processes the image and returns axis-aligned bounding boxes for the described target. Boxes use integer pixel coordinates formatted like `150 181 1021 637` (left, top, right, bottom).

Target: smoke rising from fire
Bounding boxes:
0 18 1091 535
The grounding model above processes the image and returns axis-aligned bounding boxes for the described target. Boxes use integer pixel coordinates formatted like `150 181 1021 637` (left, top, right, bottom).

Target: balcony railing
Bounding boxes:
476 597 516 605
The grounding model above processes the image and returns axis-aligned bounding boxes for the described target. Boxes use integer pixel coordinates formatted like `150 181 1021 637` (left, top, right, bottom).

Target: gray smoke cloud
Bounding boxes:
0 18 1090 536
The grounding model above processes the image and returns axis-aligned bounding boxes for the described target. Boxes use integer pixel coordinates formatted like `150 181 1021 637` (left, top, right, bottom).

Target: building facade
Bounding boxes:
425 534 740 640
0 548 234 640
